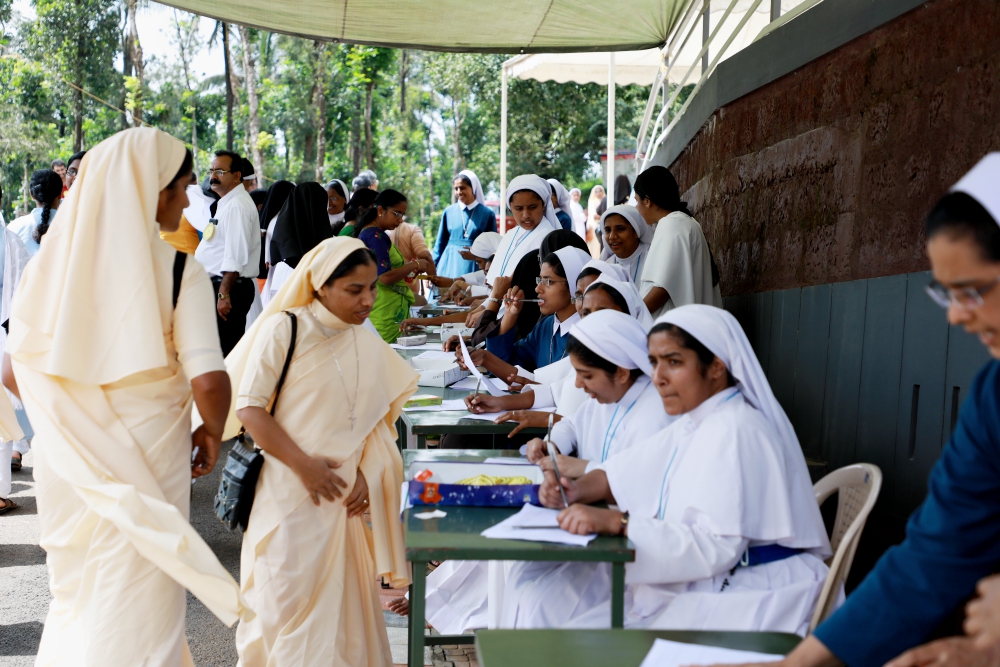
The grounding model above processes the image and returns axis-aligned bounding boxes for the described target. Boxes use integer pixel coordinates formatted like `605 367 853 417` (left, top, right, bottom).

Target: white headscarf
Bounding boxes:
586 274 655 330
487 175 559 282
470 231 502 259
506 175 560 229
326 179 349 227
10 127 188 385
551 246 591 295
582 258 629 284
598 204 655 260
654 305 829 550
547 178 574 219
458 169 486 209
951 153 1000 224
569 309 652 375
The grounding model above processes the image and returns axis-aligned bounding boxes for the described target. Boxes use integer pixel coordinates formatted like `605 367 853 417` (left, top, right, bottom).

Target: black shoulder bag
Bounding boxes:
214 311 298 533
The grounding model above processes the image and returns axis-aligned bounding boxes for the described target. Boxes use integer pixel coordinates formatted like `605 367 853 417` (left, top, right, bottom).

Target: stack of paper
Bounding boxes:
390 342 444 351
638 639 783 667
481 503 596 547
414 350 458 361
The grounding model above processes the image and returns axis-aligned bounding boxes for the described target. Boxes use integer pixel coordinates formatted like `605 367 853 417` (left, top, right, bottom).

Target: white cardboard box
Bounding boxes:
409 357 469 387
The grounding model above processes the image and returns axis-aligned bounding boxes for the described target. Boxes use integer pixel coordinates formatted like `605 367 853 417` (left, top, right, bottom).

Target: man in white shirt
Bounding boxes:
194 150 261 356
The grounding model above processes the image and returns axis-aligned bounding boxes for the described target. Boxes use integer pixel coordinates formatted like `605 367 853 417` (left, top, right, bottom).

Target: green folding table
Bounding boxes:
405 507 635 667
474 629 802 666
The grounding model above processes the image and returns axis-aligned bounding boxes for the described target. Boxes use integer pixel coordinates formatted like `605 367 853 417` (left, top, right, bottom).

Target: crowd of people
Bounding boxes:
3 125 1000 667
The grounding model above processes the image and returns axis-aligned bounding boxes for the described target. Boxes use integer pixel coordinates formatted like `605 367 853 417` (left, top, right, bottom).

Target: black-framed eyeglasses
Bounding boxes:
572 293 585 305
208 169 234 177
536 277 568 288
66 168 78 176
925 275 1000 310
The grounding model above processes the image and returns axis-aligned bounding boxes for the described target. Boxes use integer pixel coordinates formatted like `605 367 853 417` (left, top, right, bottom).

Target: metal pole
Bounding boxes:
500 65 508 234
607 52 615 199
771 0 782 21
702 0 710 74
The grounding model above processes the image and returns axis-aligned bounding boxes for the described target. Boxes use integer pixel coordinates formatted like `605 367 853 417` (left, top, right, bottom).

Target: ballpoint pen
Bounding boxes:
545 414 569 508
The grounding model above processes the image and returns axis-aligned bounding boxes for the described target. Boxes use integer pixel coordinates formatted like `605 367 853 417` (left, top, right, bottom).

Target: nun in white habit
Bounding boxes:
523 310 671 479
501 305 832 635
633 167 722 317
598 205 653 284
486 175 559 284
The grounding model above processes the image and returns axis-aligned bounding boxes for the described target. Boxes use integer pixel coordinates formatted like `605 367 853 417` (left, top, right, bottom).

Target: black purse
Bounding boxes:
214 311 298 532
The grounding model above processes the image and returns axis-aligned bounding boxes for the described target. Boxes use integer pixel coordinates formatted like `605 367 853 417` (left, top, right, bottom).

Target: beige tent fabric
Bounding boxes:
156 0 691 52
8 128 252 666
226 237 418 665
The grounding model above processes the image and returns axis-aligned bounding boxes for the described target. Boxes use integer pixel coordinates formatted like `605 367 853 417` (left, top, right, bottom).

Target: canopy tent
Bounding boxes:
156 0 691 53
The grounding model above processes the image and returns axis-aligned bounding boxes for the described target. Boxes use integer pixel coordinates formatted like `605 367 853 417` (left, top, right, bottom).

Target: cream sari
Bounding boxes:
224 237 418 667
7 128 249 666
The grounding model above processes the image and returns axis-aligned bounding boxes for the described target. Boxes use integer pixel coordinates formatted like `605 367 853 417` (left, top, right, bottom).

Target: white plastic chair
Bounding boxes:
808 463 882 633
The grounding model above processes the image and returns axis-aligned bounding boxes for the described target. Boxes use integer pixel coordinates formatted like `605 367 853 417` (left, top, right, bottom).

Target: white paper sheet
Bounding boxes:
481 503 596 547
637 639 783 667
403 399 470 412
461 406 559 422
415 350 458 361
390 342 444 350
448 375 483 390
458 336 507 397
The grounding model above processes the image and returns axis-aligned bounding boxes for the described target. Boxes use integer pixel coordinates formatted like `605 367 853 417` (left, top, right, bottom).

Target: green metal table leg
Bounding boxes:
611 561 625 628
409 561 427 667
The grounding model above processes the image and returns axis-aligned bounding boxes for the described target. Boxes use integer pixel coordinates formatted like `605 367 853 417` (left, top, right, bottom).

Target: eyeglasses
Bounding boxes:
208 169 234 177
66 168 78 176
925 275 1000 310
572 294 585 305
535 277 568 288
387 209 406 221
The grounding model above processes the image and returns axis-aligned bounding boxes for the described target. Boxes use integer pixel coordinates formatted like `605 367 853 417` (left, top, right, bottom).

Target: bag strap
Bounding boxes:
172 251 187 309
269 311 297 416
237 310 297 443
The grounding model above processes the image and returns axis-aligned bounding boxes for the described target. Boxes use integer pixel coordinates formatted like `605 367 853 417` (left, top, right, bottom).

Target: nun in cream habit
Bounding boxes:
226 237 418 667
501 306 831 635
7 128 249 666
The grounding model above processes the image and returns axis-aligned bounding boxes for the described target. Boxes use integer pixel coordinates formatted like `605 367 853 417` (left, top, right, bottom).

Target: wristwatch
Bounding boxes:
218 292 230 301
619 511 629 536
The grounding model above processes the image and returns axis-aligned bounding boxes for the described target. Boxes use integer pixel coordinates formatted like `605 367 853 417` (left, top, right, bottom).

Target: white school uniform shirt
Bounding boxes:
550 374 669 472
639 212 721 318
485 219 557 283
609 242 650 285
194 185 261 278
526 357 588 417
501 388 834 635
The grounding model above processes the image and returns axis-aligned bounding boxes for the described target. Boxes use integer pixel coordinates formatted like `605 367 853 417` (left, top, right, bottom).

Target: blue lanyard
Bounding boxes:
461 206 474 238
601 395 640 462
499 227 534 275
656 388 740 519
630 252 643 282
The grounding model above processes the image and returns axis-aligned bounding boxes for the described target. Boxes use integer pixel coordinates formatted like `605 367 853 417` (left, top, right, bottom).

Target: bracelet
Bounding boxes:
619 511 629 536
487 297 502 303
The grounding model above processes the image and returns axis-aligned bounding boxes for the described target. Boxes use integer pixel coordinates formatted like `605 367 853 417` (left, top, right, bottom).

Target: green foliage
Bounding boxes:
1 6 662 231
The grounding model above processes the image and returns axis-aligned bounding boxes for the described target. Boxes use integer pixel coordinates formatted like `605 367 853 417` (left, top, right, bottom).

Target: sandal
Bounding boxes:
0 498 18 515
10 453 21 472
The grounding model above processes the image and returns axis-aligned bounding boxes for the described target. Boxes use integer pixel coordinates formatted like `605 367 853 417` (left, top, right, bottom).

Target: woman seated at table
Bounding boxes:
459 246 591 380
467 270 653 437
524 309 671 478
501 305 832 635
599 205 651 284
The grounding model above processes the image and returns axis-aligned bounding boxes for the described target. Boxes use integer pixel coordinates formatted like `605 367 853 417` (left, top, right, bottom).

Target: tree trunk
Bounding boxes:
363 79 374 170
120 4 131 130
312 42 327 182
22 159 30 216
451 100 464 177
223 23 234 151
191 106 198 174
351 114 361 176
127 0 143 126
73 19 84 151
238 25 263 183
399 50 407 114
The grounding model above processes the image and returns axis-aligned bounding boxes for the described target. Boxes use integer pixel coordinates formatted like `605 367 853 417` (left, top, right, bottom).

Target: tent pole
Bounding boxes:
500 65 508 234
607 52 615 200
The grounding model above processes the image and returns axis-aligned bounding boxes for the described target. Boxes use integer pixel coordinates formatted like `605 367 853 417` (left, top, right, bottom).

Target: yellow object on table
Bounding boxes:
456 475 534 486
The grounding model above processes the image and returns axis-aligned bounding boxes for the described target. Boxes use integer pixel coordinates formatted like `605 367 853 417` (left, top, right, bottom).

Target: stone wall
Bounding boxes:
669 0 1000 295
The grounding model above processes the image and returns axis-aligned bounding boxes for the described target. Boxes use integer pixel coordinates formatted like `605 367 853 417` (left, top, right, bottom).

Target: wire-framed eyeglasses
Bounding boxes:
925 275 1000 310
